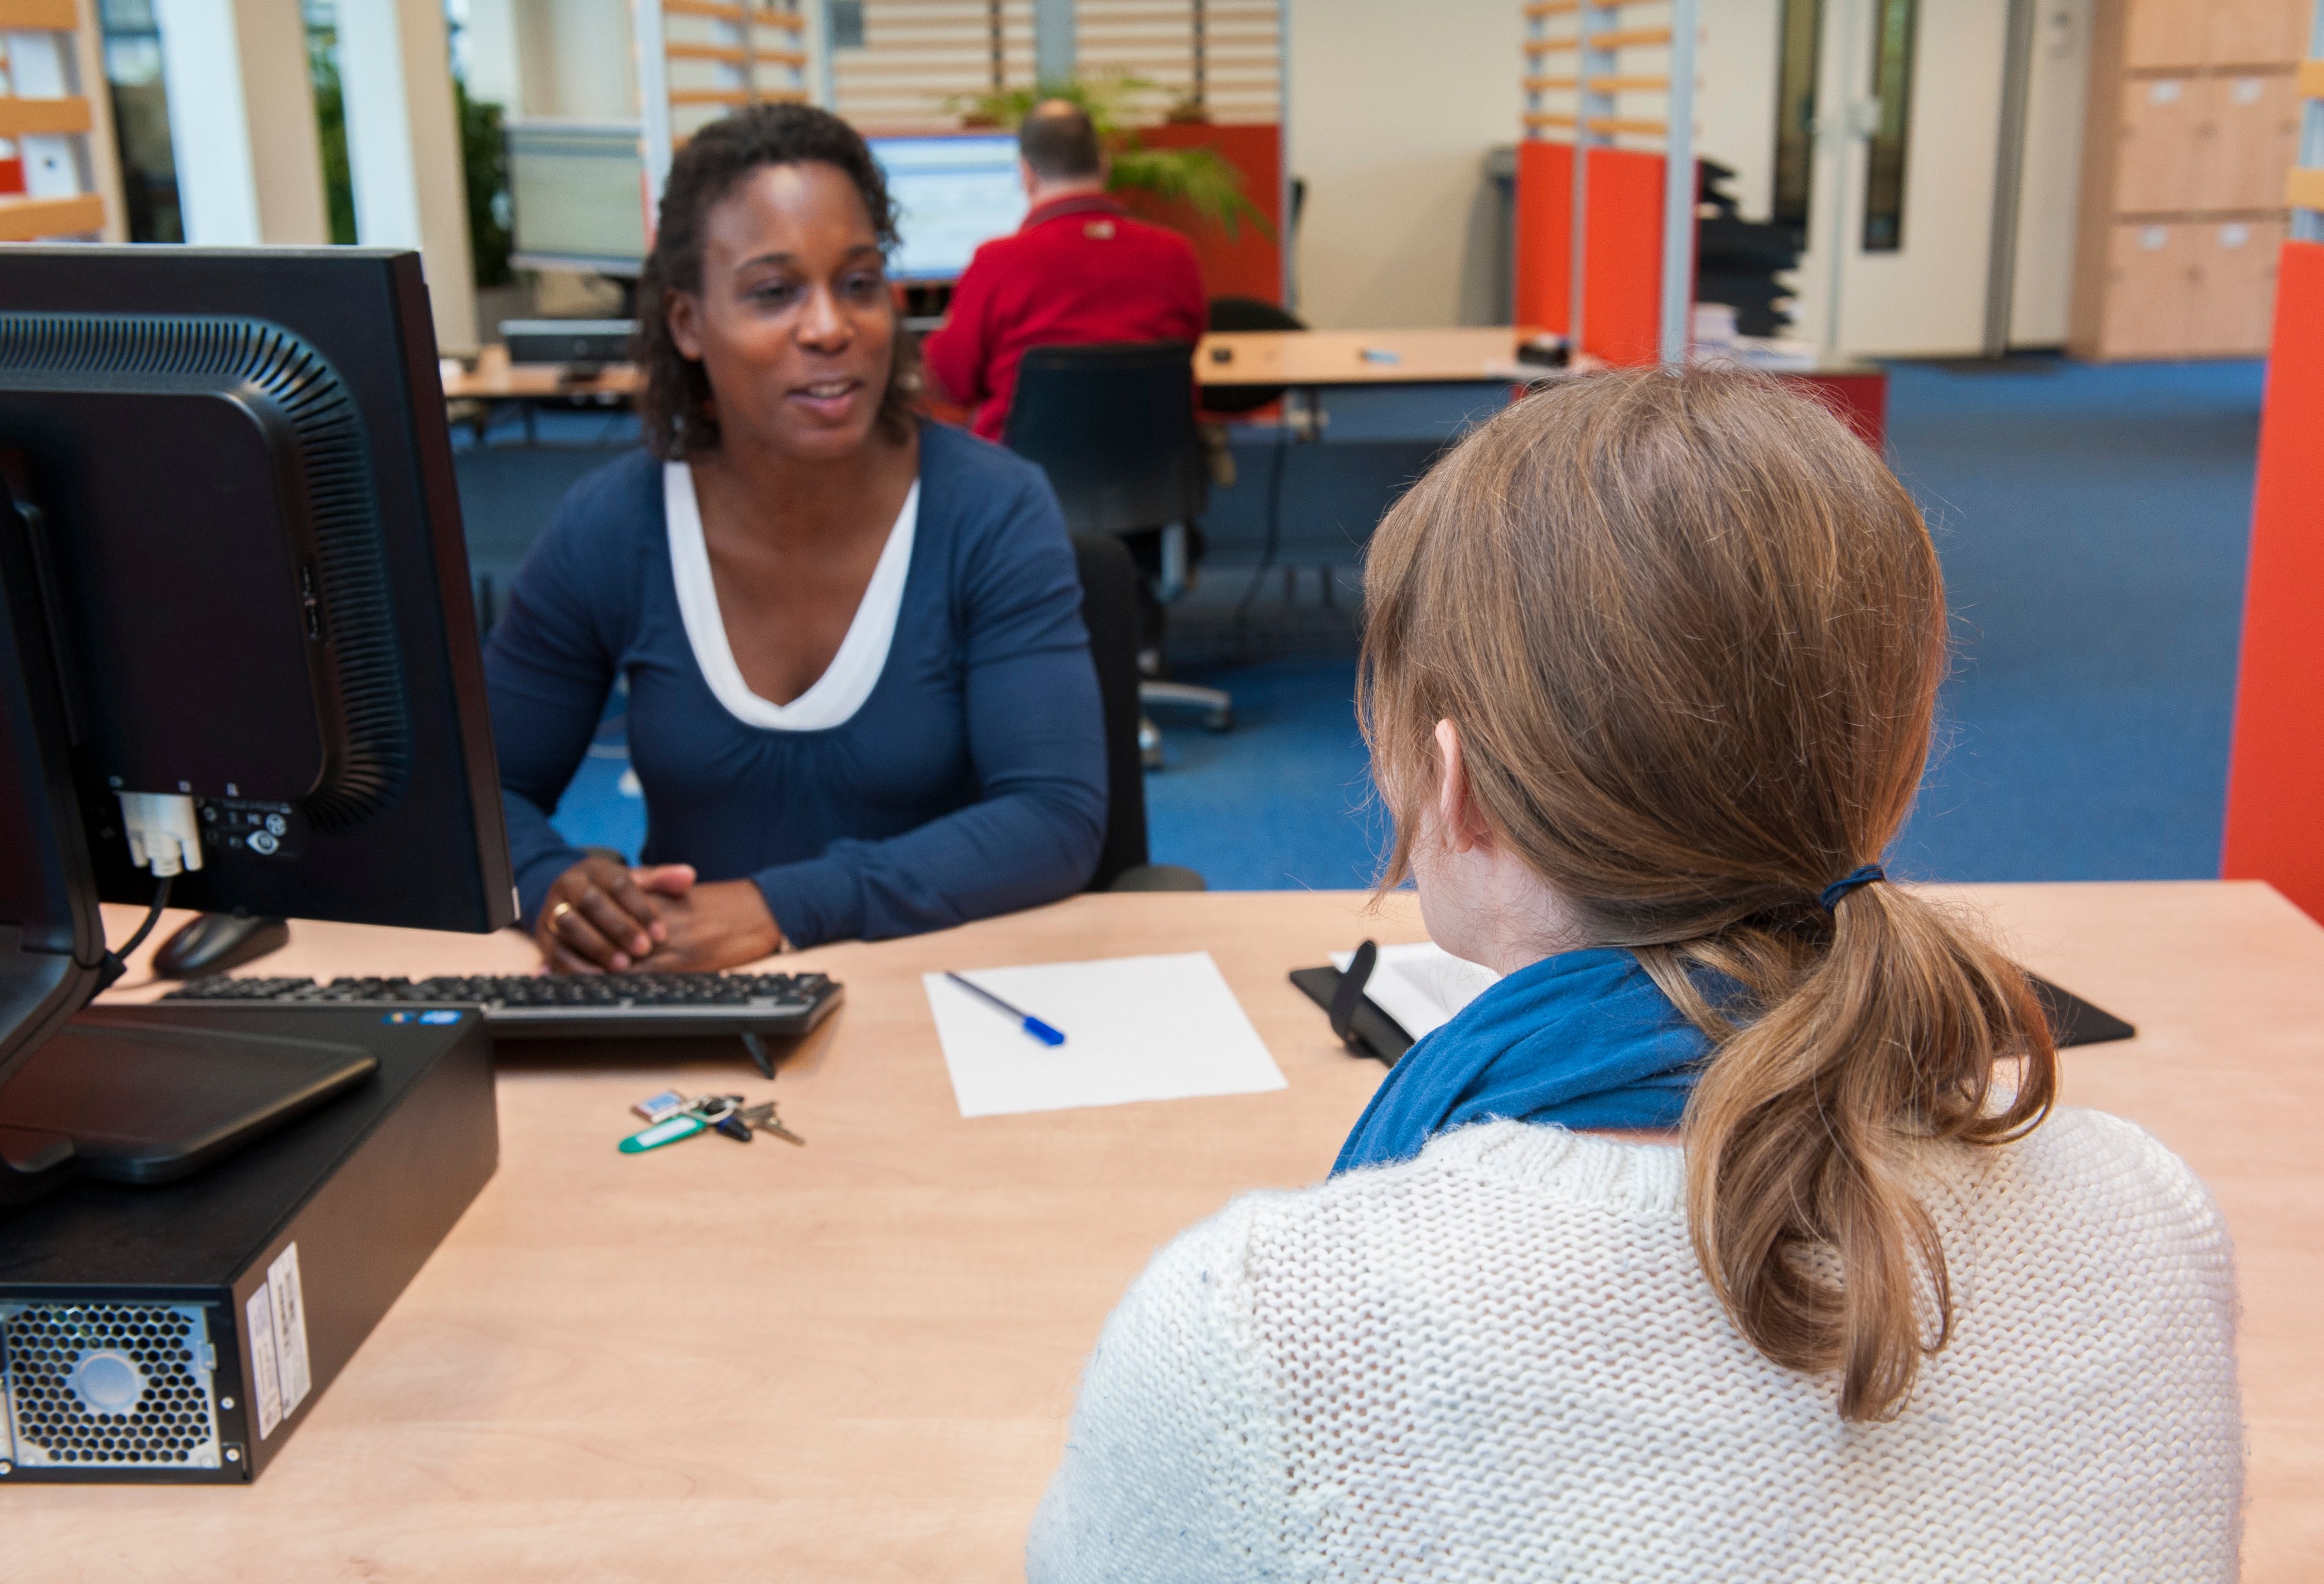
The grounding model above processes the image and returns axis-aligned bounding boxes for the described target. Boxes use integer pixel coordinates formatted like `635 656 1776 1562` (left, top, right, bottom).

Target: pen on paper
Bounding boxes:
943 971 1066 1047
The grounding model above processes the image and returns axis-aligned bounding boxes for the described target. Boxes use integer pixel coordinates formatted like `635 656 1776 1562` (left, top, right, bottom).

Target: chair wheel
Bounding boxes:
1139 716 1165 770
1203 707 1233 733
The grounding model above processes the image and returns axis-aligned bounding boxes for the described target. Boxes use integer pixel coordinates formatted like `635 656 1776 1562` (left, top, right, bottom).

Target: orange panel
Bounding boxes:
1118 123 1284 307
2222 239 2324 919
1513 141 1686 362
1514 138 1574 335
1580 146 1671 366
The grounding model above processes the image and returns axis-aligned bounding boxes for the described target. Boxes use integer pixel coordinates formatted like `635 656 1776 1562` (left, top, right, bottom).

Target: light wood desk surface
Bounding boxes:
438 329 1542 402
443 342 639 402
1194 325 1549 387
443 330 1879 409
17 882 2324 1581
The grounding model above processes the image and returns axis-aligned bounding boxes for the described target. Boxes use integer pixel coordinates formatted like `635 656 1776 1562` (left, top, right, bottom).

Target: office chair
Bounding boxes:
1202 296 1307 414
1004 341 1231 761
1071 532 1205 893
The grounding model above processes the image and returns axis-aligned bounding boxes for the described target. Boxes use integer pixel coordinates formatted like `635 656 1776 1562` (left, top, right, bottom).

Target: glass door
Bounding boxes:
1788 0 2017 357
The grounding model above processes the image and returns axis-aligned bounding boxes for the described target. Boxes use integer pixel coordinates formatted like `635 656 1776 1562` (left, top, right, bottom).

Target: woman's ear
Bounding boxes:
665 290 705 362
1433 718 1492 855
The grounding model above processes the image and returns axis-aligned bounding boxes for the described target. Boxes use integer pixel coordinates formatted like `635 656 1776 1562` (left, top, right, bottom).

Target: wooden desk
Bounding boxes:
435 329 1523 401
1192 328 1890 448
442 342 639 402
1194 325 1553 388
440 329 1888 445
30 883 2324 1580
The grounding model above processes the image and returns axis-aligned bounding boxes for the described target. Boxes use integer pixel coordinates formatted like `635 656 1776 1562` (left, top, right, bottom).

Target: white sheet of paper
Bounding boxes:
1330 941 1502 1041
926 951 1286 1118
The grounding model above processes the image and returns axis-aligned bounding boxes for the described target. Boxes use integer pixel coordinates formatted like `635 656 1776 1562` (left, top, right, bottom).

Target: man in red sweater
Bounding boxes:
922 101 1208 441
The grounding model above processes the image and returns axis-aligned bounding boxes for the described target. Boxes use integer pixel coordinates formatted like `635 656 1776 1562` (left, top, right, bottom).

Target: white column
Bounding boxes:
152 0 328 245
335 0 478 353
460 0 522 110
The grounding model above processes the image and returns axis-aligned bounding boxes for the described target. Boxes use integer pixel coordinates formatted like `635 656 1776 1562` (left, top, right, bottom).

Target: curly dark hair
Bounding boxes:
632 104 921 459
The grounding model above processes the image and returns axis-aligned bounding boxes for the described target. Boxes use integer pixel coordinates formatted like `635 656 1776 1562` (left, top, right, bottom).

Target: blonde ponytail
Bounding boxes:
1361 366 2061 1422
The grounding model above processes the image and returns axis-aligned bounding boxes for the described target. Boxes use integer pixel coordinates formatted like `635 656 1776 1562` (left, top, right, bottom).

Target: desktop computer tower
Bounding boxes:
0 1003 495 1483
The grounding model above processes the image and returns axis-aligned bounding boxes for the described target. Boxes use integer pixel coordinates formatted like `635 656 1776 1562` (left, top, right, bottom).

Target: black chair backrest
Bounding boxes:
1004 341 1207 536
1201 296 1306 415
1208 296 1306 334
1069 531 1150 890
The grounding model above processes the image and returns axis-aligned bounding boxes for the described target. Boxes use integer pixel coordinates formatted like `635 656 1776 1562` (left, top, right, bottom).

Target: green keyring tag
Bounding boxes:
620 1114 707 1153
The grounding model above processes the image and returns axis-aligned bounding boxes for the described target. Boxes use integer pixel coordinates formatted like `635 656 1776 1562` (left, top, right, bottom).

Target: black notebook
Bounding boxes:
1292 950 2135 1068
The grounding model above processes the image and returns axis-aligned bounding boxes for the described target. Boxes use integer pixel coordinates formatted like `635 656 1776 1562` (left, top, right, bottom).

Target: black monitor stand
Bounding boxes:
0 1015 379 1209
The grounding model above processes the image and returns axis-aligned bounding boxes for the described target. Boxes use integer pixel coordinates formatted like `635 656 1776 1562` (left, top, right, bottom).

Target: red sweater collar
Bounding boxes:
1022 192 1125 229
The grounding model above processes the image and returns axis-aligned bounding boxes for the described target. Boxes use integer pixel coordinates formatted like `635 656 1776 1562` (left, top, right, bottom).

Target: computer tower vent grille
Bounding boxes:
0 1301 222 1471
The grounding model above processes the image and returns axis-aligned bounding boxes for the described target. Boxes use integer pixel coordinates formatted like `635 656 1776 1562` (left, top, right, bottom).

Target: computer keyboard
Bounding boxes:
157 971 842 1045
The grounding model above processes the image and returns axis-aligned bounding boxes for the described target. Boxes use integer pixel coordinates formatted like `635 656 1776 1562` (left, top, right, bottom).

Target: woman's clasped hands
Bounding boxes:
537 855 785 974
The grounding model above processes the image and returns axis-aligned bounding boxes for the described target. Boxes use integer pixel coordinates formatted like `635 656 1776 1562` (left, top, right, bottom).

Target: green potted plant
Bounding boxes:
947 72 1271 240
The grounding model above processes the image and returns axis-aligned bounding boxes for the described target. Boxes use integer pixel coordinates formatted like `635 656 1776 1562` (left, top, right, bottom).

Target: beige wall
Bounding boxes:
1284 0 1521 329
1697 0 1783 219
1284 0 1790 329
511 0 636 119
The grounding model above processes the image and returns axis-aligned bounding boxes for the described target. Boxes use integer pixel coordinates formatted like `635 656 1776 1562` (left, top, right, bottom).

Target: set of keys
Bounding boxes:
619 1090 805 1154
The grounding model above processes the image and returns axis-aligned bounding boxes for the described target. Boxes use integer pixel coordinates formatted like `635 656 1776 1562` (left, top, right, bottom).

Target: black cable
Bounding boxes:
85 874 173 992
114 874 174 960
1229 415 1293 658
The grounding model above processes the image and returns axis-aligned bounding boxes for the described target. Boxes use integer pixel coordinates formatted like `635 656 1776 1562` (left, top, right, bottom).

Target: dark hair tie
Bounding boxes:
1819 864 1886 911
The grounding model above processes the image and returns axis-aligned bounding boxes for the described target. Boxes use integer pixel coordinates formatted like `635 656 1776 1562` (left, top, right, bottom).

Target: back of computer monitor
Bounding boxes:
0 475 104 1089
0 247 515 937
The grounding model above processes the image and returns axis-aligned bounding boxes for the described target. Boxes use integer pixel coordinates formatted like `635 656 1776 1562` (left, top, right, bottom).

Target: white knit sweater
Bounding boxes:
1027 1109 2242 1582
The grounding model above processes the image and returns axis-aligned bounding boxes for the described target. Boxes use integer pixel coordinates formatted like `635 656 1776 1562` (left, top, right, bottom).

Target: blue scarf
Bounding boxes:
1332 947 1718 1176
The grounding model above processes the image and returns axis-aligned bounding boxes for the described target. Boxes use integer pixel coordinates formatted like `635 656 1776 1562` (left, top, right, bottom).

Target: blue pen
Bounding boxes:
944 971 1066 1047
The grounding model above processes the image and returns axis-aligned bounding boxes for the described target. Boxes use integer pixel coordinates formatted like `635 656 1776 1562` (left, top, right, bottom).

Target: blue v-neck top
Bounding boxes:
482 423 1107 948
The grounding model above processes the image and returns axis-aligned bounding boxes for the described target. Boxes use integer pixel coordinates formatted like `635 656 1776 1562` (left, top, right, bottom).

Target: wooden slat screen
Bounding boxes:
827 1 1279 133
1073 0 1282 124
1522 0 1676 149
830 0 1037 133
663 0 812 146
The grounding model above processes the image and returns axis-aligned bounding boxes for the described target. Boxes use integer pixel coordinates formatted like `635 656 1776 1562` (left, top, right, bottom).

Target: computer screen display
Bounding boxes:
506 120 651 277
870 134 1028 282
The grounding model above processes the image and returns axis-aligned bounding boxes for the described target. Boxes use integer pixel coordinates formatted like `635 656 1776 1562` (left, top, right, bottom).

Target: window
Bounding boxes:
96 0 180 242
1861 0 1917 252
1771 0 1821 244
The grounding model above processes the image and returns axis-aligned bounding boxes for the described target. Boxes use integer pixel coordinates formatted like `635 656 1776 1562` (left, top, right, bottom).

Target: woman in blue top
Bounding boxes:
485 105 1106 972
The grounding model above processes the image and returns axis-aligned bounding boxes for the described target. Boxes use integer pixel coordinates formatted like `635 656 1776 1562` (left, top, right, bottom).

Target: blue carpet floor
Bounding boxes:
505 358 2268 890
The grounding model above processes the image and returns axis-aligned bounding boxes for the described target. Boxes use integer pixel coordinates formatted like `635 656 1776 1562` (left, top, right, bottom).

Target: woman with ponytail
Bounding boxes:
1028 369 2242 1582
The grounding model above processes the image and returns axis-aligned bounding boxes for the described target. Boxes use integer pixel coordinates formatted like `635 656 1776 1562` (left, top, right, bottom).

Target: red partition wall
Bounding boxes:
1513 141 1682 364
1118 122 1284 306
2222 237 2324 919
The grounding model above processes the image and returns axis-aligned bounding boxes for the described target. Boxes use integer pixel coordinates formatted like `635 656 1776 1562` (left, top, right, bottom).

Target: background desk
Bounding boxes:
1193 327 1888 449
32 883 2323 1581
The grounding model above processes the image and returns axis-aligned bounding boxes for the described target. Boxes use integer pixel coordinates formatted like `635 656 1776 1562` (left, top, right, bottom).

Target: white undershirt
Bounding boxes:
664 461 919 732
